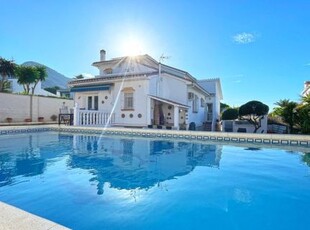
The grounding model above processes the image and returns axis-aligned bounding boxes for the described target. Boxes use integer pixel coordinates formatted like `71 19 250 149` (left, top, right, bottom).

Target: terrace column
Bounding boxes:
146 97 151 126
73 103 79 126
174 105 179 130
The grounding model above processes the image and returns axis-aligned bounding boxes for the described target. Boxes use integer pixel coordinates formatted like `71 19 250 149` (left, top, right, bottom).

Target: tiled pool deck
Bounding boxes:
0 124 310 229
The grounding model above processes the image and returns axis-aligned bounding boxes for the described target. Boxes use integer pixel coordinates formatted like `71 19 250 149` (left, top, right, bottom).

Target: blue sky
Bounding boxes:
1 0 310 110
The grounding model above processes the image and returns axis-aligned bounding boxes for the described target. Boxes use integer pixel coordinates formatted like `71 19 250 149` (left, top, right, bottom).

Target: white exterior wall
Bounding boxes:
205 95 220 121
160 74 187 104
74 90 113 112
113 78 149 126
198 79 222 123
187 88 207 128
0 93 74 122
149 76 157 96
233 116 268 133
149 74 187 105
74 78 150 127
214 83 221 120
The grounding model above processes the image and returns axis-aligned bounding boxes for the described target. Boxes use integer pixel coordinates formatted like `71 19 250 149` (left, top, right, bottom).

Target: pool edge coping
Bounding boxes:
0 201 70 230
0 124 309 148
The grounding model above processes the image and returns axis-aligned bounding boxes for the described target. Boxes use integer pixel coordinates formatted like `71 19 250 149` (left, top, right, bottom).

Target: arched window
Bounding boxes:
122 87 135 110
104 68 113 74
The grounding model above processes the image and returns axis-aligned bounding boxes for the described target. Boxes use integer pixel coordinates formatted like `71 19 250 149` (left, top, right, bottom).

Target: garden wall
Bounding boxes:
0 93 74 123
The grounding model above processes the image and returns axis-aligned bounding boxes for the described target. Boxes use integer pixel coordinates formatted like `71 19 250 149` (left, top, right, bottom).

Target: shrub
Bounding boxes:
222 108 238 120
50 114 57 121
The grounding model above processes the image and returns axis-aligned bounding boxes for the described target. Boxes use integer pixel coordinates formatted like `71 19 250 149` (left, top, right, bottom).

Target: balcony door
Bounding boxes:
87 95 98 110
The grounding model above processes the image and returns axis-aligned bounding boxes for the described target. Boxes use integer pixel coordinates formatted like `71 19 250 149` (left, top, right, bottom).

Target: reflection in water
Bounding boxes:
303 152 310 166
1 132 309 230
1 132 309 197
68 134 223 194
0 132 222 193
0 135 46 187
0 154 13 187
244 147 261 151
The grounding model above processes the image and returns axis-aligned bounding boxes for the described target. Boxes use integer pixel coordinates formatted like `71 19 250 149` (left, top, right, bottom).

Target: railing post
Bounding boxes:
73 103 79 126
76 110 115 127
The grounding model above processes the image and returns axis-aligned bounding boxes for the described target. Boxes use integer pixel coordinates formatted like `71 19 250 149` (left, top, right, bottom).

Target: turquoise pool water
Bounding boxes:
0 131 309 230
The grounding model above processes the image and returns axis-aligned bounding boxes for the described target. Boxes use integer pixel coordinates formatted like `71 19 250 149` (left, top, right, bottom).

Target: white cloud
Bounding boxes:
233 32 255 44
82 73 95 78
305 63 310 66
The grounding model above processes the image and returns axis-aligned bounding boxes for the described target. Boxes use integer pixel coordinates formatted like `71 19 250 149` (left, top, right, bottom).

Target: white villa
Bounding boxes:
68 50 223 130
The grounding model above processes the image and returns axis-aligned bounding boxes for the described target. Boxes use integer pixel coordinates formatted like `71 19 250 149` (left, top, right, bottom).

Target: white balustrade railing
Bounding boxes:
74 109 115 126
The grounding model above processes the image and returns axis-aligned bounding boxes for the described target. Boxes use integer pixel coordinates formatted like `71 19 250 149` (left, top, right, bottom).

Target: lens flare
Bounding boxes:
122 38 143 56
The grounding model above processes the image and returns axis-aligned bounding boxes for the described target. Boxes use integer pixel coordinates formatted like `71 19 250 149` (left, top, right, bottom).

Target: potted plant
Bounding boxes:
24 118 32 122
6 117 13 123
38 117 44 122
50 114 57 121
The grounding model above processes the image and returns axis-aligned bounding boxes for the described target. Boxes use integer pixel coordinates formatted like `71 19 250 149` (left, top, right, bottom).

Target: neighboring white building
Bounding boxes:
7 77 56 96
301 81 310 97
56 88 73 98
198 78 223 123
222 117 268 133
68 50 223 130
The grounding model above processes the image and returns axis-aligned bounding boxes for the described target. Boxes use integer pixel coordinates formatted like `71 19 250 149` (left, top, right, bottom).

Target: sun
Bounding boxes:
122 37 143 56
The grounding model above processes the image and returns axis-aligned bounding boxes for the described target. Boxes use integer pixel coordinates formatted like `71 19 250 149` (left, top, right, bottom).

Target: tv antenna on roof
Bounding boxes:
159 54 170 63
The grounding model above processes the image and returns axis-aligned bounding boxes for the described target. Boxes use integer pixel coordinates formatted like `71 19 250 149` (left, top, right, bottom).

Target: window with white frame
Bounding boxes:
192 95 199 113
124 92 134 109
200 98 205 107
122 87 135 110
188 92 194 100
87 95 99 110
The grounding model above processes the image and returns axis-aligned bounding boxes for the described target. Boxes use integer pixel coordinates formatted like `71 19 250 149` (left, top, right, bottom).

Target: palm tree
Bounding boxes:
15 66 39 94
2 81 12 92
295 94 310 134
0 57 16 92
295 104 310 134
273 99 298 133
301 94 310 104
74 74 84 79
31 66 47 95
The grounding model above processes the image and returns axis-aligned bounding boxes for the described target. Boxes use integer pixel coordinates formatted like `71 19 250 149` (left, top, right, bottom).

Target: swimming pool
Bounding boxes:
0 131 309 229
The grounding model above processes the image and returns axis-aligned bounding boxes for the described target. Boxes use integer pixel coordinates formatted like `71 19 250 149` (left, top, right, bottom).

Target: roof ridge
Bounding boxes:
198 78 220 82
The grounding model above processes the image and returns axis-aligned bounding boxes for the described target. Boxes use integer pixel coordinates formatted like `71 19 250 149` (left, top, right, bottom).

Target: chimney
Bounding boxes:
100 49 106 61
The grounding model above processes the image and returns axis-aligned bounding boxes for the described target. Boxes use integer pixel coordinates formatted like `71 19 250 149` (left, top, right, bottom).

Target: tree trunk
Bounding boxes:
31 82 38 95
253 125 259 133
0 80 3 92
0 75 7 92
26 84 30 94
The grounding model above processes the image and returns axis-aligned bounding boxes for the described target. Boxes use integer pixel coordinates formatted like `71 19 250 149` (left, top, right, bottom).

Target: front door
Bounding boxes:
153 101 165 125
206 103 213 121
